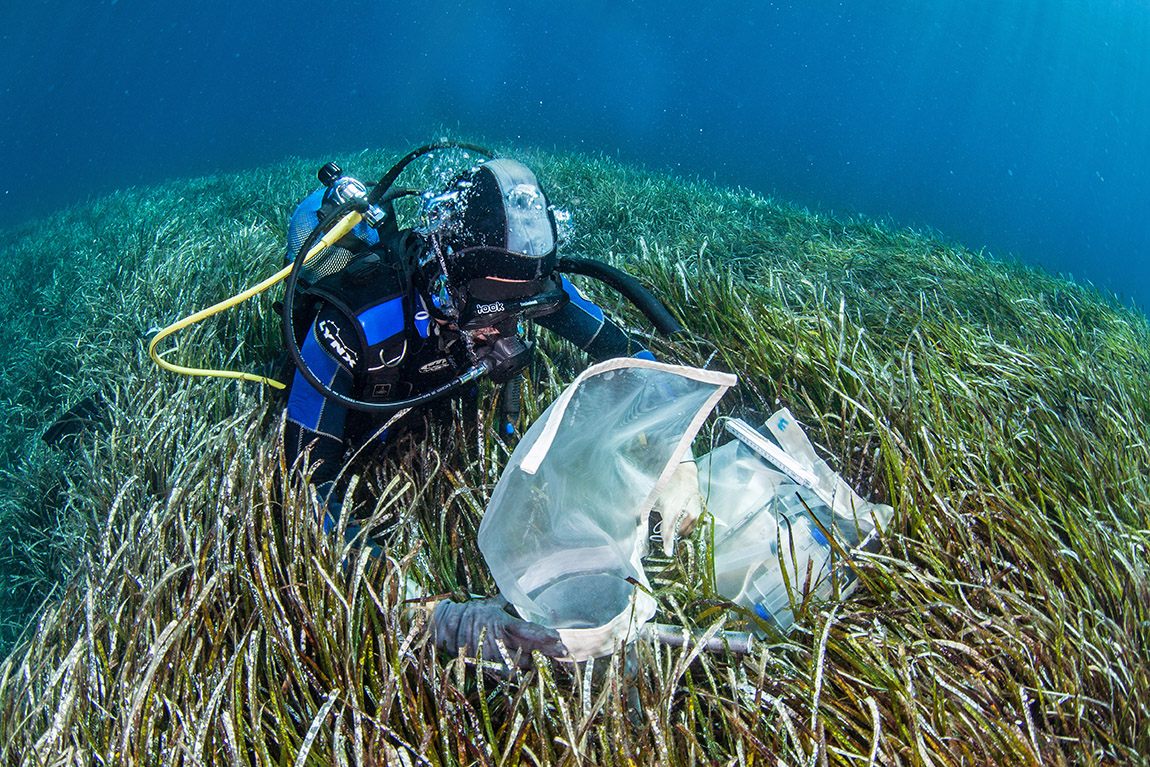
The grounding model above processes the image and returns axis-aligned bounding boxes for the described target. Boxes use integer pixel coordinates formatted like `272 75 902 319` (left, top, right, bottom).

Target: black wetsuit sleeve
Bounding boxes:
534 275 655 362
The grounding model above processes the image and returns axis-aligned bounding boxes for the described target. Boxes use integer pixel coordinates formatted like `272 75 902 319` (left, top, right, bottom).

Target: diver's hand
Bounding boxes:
431 595 568 670
656 458 704 556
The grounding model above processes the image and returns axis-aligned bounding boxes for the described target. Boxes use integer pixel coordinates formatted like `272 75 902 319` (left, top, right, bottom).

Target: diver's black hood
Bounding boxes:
431 158 559 286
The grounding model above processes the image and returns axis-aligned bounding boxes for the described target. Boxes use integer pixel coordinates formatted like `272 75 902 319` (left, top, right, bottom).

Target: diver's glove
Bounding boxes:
656 457 704 556
431 595 568 670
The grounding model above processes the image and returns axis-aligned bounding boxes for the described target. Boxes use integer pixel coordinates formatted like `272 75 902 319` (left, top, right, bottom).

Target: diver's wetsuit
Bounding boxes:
282 190 654 493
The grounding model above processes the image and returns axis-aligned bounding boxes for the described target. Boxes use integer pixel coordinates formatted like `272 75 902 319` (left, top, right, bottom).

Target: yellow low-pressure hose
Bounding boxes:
147 209 364 389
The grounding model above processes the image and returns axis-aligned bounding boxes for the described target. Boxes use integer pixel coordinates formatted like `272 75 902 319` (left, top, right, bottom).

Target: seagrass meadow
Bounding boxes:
0 144 1147 766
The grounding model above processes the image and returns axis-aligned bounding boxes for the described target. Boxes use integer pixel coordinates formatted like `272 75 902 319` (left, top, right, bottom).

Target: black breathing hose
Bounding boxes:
279 141 499 414
557 257 685 336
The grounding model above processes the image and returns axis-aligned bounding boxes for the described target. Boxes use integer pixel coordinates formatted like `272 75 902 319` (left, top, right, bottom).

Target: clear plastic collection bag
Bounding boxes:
478 359 735 660
478 360 891 657
698 409 894 633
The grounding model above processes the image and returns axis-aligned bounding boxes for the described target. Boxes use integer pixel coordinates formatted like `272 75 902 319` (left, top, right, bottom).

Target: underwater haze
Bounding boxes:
1 0 1147 306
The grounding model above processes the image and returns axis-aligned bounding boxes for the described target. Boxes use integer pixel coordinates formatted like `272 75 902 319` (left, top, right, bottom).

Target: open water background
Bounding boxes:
2 0 1147 305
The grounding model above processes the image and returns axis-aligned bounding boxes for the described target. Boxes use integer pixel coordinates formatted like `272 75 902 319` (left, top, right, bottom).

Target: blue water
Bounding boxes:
2 0 1147 307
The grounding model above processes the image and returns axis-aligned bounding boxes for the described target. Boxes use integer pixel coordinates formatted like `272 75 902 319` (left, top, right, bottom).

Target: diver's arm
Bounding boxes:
534 276 656 362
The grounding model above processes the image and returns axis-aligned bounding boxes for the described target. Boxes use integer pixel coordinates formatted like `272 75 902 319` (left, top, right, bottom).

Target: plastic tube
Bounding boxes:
641 623 756 655
726 418 819 489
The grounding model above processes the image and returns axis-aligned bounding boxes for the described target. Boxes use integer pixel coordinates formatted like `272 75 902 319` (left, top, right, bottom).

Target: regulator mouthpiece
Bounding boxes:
479 336 534 384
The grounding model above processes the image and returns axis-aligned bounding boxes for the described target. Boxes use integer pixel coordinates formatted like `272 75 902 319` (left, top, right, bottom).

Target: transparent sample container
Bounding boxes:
700 411 893 633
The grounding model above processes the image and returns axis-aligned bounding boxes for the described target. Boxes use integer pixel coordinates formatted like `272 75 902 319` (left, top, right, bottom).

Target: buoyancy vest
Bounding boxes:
291 231 474 406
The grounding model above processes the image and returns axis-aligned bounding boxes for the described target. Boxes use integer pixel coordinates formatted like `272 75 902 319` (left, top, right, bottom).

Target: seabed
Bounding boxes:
0 144 1147 765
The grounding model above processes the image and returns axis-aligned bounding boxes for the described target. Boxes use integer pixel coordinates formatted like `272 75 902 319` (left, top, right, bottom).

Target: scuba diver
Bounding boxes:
281 145 705 669
149 141 703 670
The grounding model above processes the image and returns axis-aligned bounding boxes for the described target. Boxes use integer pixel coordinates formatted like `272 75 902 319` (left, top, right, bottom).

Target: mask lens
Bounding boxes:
429 273 457 318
